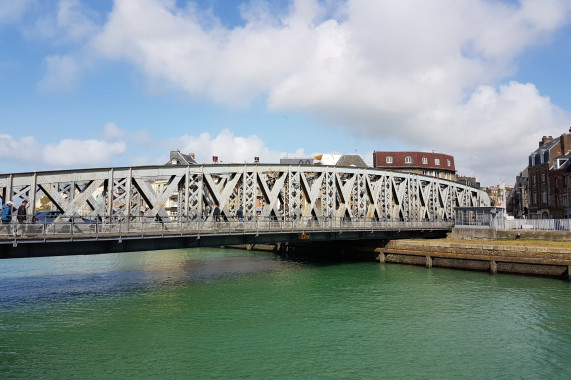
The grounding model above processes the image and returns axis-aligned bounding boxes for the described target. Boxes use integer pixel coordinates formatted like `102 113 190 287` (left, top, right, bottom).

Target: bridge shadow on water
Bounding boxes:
272 239 390 265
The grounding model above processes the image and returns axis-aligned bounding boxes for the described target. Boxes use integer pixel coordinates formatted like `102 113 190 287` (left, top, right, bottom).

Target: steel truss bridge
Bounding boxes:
0 164 490 258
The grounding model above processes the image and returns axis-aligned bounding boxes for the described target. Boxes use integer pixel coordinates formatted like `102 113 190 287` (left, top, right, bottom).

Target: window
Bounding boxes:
422 157 428 164
533 174 536 185
386 156 393 164
405 156 412 164
447 159 451 166
542 191 547 204
541 172 546 184
435 158 440 165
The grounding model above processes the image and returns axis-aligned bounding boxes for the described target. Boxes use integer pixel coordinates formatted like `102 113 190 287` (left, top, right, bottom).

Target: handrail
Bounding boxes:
491 218 571 232
0 216 454 240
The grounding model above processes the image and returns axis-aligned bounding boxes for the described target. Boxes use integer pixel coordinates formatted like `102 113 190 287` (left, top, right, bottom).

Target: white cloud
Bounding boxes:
89 0 571 106
38 54 80 92
30 0 101 93
25 0 98 44
0 134 40 164
425 82 568 183
20 0 571 184
168 129 281 164
0 125 125 170
56 0 99 43
0 0 35 25
103 122 125 141
42 139 125 167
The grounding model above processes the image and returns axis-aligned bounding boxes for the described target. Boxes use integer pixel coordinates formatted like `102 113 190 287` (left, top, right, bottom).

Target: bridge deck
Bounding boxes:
0 218 453 258
1 218 453 242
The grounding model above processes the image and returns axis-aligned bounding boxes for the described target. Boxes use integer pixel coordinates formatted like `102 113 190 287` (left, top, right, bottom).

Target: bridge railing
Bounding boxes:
0 216 454 240
491 218 571 232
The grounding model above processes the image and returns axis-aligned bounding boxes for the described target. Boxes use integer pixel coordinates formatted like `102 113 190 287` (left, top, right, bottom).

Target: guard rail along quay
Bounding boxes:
0 163 490 258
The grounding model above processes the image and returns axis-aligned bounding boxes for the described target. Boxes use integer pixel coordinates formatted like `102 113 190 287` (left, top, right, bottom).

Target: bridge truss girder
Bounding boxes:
0 165 490 222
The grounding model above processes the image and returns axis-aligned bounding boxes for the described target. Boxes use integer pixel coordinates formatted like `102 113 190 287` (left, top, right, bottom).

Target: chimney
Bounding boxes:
189 153 195 159
539 136 553 147
212 156 218 163
561 131 571 155
254 157 259 163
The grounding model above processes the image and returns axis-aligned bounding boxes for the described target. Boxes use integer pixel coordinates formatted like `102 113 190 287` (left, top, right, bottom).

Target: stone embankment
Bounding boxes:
377 237 571 280
227 228 571 280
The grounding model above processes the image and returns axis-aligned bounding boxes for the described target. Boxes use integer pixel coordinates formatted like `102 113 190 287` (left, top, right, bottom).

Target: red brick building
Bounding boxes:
372 151 456 181
527 131 571 219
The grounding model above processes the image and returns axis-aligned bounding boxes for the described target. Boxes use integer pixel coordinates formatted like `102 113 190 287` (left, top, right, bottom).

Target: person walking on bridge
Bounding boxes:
1 201 15 224
236 205 244 222
16 200 28 237
213 204 221 222
17 200 28 224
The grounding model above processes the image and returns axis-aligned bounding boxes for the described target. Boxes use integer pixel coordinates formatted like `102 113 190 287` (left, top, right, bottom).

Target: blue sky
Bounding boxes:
1 0 571 186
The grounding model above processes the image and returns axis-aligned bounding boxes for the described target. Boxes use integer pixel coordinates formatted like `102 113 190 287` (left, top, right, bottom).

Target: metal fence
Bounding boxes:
0 216 454 240
491 218 571 232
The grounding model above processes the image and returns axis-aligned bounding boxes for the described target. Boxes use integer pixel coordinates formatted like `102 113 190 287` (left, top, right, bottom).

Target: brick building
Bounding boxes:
373 151 456 181
527 130 571 219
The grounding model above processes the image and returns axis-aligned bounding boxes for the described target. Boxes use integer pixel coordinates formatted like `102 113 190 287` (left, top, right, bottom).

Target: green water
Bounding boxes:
1 248 570 379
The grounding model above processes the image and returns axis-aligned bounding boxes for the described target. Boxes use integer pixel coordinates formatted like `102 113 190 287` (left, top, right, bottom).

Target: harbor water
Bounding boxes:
1 248 570 379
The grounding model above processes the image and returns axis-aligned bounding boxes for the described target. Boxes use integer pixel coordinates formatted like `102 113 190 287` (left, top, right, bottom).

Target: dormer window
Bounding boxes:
435 158 440 165
386 156 393 164
555 158 569 169
422 157 428 164
405 156 412 164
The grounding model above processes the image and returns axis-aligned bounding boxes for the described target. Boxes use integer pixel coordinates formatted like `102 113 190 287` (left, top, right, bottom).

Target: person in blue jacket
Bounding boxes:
1 201 15 224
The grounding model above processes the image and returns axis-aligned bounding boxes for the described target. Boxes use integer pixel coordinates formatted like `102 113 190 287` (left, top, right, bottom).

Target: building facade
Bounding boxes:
457 176 480 189
526 130 571 219
508 168 529 218
373 151 456 181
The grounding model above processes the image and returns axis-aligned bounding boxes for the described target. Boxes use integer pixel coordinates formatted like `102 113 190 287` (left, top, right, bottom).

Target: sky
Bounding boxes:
1 0 571 186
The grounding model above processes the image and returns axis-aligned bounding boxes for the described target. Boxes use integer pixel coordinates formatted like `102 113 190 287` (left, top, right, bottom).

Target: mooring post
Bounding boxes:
490 260 497 274
377 252 386 263
426 255 433 269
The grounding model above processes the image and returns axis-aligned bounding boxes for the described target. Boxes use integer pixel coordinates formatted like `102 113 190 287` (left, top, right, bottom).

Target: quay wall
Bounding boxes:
231 232 571 280
377 239 571 280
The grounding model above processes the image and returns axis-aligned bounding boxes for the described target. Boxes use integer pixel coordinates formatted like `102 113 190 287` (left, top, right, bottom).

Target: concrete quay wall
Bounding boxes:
228 232 571 280
377 239 571 280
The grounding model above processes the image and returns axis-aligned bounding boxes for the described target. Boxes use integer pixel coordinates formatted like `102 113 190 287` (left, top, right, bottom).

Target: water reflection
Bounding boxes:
0 248 294 307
